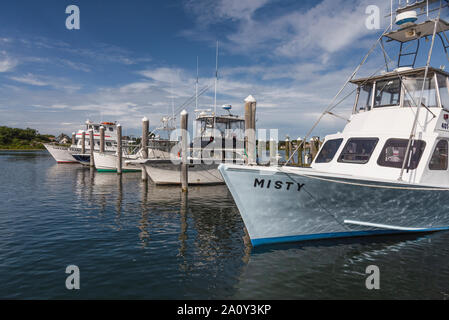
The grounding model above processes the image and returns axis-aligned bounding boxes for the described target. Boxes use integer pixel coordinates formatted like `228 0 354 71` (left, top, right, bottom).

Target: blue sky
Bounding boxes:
1 0 449 139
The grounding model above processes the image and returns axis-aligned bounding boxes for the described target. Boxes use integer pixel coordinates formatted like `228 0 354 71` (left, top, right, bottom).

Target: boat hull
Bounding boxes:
44 144 78 163
218 164 449 246
143 160 224 185
72 154 91 166
93 152 141 172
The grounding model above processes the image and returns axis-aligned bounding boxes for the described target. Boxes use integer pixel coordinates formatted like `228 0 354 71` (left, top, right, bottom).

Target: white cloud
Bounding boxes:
9 73 48 86
185 0 389 62
7 73 82 93
0 51 18 72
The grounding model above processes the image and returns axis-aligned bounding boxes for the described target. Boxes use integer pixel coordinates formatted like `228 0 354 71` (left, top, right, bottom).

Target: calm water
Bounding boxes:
1 150 449 299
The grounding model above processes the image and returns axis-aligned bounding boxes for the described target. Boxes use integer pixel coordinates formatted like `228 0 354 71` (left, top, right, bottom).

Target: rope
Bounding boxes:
279 168 351 231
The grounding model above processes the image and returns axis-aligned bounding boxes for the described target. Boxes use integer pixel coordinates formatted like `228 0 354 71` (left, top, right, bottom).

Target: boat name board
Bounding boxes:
254 178 305 192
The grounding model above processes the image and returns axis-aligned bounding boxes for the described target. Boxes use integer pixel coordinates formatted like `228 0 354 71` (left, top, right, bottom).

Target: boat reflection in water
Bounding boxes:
60 166 250 273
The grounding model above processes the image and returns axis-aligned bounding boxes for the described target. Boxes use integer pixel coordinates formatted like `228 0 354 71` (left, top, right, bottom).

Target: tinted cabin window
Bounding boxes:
338 138 378 164
437 74 449 109
109 127 114 132
374 79 401 108
315 139 343 163
377 139 426 169
403 77 438 108
357 84 373 111
429 140 448 170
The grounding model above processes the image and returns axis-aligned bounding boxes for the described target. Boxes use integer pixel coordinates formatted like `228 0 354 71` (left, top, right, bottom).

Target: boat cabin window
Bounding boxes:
429 140 448 170
106 142 112 147
374 79 401 108
403 77 438 108
109 127 114 132
315 138 343 163
195 117 244 140
94 125 99 131
337 138 378 164
356 84 373 111
377 139 426 170
437 74 449 109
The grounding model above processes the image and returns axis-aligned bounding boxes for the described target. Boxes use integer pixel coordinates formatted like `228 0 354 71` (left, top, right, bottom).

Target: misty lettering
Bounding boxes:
254 178 304 191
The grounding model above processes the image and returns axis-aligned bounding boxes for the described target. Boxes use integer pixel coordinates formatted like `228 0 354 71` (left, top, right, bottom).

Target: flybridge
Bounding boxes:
348 0 449 115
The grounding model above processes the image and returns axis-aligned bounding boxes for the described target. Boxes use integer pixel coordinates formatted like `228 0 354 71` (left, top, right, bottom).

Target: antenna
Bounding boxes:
171 75 175 128
196 56 199 110
214 41 219 118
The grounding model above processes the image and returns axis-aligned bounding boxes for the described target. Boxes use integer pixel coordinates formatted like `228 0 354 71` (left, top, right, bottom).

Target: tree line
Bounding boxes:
0 126 54 149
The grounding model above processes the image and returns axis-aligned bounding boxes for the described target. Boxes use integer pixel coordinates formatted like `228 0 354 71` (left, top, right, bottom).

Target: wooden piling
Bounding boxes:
71 132 76 146
297 137 303 167
310 137 319 161
116 124 122 174
269 137 278 166
141 117 149 181
285 136 290 163
89 129 94 167
244 95 256 165
81 131 86 154
99 126 105 153
244 100 251 165
180 110 188 192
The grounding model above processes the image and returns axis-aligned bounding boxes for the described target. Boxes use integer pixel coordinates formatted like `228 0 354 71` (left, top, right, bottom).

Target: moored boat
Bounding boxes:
140 106 245 185
219 0 449 246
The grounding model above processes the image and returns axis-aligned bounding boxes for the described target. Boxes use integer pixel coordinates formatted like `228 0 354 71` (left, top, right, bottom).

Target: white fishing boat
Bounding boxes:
94 140 174 172
44 120 119 163
219 0 449 246
139 106 246 185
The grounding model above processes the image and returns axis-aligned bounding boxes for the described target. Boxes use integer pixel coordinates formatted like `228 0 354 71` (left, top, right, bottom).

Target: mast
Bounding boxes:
398 2 441 181
196 56 199 110
214 41 219 129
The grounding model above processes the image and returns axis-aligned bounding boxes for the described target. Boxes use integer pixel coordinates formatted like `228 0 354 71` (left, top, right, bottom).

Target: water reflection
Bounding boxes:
35 154 449 299
235 233 449 299
138 181 150 247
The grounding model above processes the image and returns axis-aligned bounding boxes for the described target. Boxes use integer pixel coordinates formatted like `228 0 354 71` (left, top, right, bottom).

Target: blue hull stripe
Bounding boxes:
251 227 449 247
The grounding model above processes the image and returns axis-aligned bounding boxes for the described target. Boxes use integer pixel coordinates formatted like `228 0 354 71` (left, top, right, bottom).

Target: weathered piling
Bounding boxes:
269 137 278 166
297 137 303 167
285 136 290 163
116 124 122 174
180 110 188 192
141 117 149 181
71 132 76 146
81 131 86 154
310 137 319 161
244 101 251 165
99 126 105 153
244 95 256 165
89 129 94 167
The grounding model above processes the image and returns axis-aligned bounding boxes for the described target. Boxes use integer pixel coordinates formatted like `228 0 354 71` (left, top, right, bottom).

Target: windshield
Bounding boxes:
374 78 401 108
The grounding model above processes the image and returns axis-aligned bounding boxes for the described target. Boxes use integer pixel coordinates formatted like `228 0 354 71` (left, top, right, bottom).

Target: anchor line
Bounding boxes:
280 169 351 231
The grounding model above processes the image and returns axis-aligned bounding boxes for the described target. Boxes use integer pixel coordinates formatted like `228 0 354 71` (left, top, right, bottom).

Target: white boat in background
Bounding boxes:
219 0 449 246
44 120 119 164
139 106 245 185
93 143 172 173
44 144 78 163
